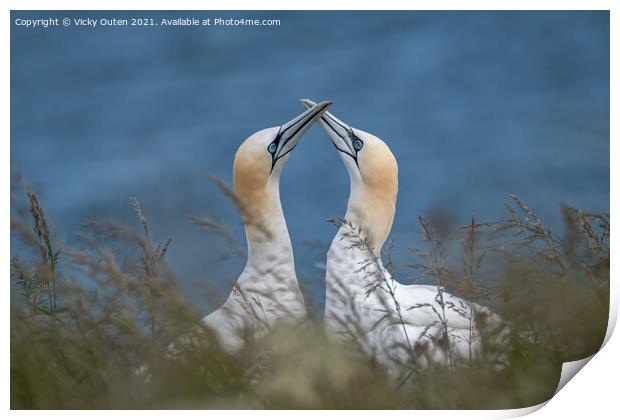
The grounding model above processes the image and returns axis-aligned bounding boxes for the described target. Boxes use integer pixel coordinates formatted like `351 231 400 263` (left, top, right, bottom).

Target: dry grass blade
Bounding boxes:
10 181 610 409
186 215 245 258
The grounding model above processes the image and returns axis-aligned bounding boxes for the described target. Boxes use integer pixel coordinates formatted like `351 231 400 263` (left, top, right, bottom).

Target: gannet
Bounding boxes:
301 99 504 379
196 101 332 353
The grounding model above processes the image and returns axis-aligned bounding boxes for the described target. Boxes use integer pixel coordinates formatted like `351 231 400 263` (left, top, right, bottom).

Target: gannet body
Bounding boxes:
198 101 332 353
301 99 502 377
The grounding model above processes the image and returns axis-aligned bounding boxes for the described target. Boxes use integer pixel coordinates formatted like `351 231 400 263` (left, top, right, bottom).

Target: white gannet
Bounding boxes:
196 101 332 353
301 99 504 378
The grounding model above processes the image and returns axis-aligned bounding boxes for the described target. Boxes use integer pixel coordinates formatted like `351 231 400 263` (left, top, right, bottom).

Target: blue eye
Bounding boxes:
268 143 277 154
353 139 364 151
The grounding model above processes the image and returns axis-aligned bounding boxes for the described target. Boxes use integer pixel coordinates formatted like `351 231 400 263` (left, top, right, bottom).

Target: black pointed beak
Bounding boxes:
300 98 359 163
271 100 332 165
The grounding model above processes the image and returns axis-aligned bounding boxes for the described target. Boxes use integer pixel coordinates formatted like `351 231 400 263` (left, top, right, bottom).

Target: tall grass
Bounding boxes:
10 177 609 409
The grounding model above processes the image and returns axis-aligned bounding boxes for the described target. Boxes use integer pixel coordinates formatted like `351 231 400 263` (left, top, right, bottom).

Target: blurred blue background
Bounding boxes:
11 11 609 309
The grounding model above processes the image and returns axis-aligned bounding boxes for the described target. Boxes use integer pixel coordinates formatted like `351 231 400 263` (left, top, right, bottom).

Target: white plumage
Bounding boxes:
301 99 504 379
196 101 332 353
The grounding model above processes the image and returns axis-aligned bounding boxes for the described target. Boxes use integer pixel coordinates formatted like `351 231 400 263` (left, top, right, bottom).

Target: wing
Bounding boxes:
393 284 476 330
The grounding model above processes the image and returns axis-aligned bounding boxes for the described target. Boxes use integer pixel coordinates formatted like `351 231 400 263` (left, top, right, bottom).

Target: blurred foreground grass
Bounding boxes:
10 177 609 409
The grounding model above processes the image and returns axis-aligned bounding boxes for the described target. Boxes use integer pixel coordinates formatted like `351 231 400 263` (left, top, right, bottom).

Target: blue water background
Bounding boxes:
11 11 610 310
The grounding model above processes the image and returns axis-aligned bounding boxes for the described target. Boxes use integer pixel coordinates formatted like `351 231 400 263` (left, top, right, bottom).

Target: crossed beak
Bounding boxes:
270 100 332 168
300 98 360 164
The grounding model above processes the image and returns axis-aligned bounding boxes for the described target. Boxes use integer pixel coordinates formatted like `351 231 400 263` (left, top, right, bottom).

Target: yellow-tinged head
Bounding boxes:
300 99 398 253
232 101 332 237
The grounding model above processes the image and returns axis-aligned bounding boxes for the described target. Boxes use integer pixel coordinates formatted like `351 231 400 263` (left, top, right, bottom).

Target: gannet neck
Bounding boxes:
242 177 294 273
341 180 397 258
232 129 293 272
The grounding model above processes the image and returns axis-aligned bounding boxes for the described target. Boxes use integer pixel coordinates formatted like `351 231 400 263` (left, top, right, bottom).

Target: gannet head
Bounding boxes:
233 101 332 237
300 99 398 254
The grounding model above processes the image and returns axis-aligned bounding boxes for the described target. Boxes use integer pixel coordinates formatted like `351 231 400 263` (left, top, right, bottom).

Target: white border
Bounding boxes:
0 0 617 10
4 2 616 419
